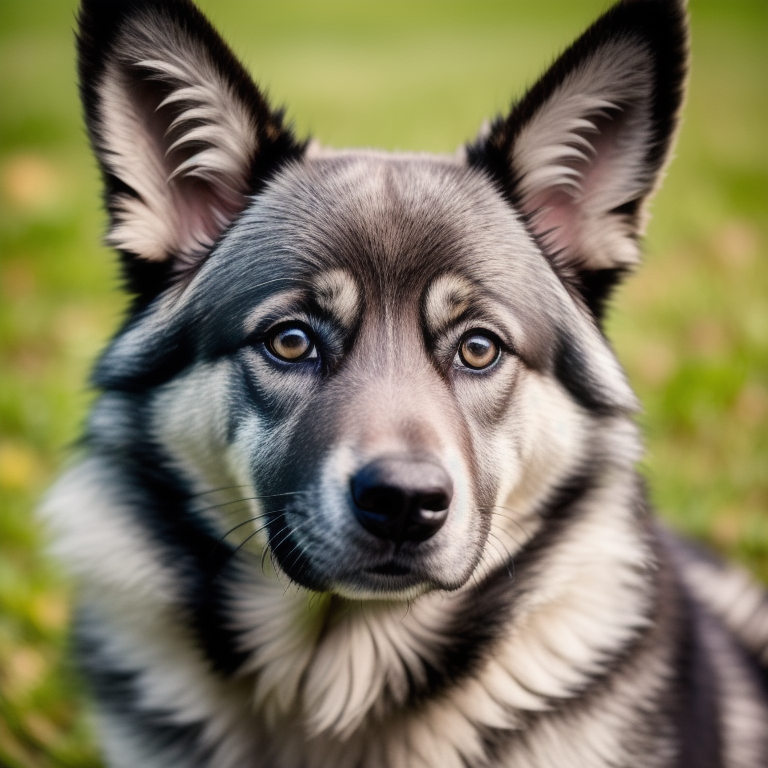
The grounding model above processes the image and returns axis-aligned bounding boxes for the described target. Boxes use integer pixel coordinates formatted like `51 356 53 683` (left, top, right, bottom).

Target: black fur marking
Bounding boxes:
117 257 176 316
75 612 213 766
657 526 768 762
553 326 621 415
610 199 642 218
94 435 251 677
661 529 768 693
235 350 324 428
406 564 519 705
578 266 628 322
510 470 599 581
672 592 725 768
92 316 195 393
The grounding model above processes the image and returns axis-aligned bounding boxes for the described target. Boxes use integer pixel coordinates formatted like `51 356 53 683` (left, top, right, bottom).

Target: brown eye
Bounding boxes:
268 326 316 362
458 332 499 370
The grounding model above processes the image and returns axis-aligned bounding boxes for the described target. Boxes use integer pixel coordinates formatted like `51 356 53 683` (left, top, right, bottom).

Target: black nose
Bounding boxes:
350 456 452 544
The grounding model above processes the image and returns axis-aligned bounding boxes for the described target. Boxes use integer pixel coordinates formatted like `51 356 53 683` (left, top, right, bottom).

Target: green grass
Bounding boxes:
1 1 766 765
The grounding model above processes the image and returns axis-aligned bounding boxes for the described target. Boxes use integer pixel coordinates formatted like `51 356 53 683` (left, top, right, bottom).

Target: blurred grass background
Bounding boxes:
1 0 766 765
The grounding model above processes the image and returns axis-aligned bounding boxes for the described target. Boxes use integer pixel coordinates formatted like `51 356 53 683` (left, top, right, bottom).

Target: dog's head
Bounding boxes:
78 0 687 599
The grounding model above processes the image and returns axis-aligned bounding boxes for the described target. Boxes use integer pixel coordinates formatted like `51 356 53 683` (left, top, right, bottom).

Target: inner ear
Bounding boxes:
518 100 650 317
101 64 244 267
520 101 651 264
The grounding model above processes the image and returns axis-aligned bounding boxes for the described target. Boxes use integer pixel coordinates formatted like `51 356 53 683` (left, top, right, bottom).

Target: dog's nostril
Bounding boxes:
351 456 452 544
420 492 450 512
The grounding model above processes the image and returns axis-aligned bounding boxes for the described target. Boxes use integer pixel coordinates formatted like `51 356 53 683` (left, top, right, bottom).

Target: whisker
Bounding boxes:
489 522 524 551
216 514 268 546
481 503 525 518
270 518 309 564
203 495 312 558
279 520 313 586
191 490 309 516
269 548 289 590
184 484 250 499
286 542 312 593
186 485 310 500
475 549 495 585
261 539 271 575
259 519 298 579
487 532 515 581
480 504 531 543
226 511 292 565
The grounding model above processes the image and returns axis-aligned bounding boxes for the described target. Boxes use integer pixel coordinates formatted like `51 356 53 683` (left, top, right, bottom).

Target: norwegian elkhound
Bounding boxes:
44 0 768 765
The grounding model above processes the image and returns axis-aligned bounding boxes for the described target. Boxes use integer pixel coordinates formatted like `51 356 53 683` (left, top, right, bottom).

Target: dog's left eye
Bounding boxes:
457 332 500 370
268 325 317 362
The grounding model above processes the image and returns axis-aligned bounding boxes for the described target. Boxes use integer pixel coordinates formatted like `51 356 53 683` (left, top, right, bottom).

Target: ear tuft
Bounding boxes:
78 0 304 290
468 0 688 318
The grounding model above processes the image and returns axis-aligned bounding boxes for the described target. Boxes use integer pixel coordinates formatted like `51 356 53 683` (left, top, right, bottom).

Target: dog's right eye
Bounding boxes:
267 325 317 362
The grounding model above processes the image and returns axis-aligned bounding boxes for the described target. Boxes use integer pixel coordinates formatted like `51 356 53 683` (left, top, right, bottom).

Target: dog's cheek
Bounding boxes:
151 360 246 491
500 372 588 519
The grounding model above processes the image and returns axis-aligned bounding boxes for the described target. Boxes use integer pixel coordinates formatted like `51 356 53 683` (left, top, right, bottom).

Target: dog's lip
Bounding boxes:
366 561 413 576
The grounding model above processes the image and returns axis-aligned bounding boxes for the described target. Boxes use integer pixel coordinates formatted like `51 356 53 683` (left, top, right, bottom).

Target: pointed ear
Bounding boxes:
467 0 688 319
77 0 304 296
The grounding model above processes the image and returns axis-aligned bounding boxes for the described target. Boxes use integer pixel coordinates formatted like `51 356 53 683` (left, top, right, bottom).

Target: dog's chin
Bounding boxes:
331 577 434 602
338 558 461 599
331 564 471 601
272 545 469 600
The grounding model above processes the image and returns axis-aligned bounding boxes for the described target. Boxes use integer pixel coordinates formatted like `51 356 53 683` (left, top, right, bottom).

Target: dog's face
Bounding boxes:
79 0 686 599
103 156 634 599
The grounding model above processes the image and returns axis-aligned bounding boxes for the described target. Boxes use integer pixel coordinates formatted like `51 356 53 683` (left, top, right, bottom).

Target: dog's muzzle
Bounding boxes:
350 455 452 545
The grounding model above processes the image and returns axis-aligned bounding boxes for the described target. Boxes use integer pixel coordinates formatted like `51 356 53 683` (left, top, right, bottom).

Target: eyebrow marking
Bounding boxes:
423 273 476 337
242 289 306 335
313 269 360 330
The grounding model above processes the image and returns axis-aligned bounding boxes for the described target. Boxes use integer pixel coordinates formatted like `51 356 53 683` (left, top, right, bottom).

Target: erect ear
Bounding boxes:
467 0 688 319
77 0 304 300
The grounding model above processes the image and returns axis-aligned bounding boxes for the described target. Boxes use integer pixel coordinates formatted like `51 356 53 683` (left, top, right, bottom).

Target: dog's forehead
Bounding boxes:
198 152 564 322
265 153 536 281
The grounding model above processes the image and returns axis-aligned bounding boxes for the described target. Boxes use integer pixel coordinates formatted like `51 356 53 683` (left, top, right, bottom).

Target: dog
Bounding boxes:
43 0 768 766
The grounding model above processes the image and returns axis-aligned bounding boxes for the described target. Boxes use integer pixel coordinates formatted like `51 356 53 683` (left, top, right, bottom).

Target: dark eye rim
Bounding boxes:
264 321 317 364
456 329 502 371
